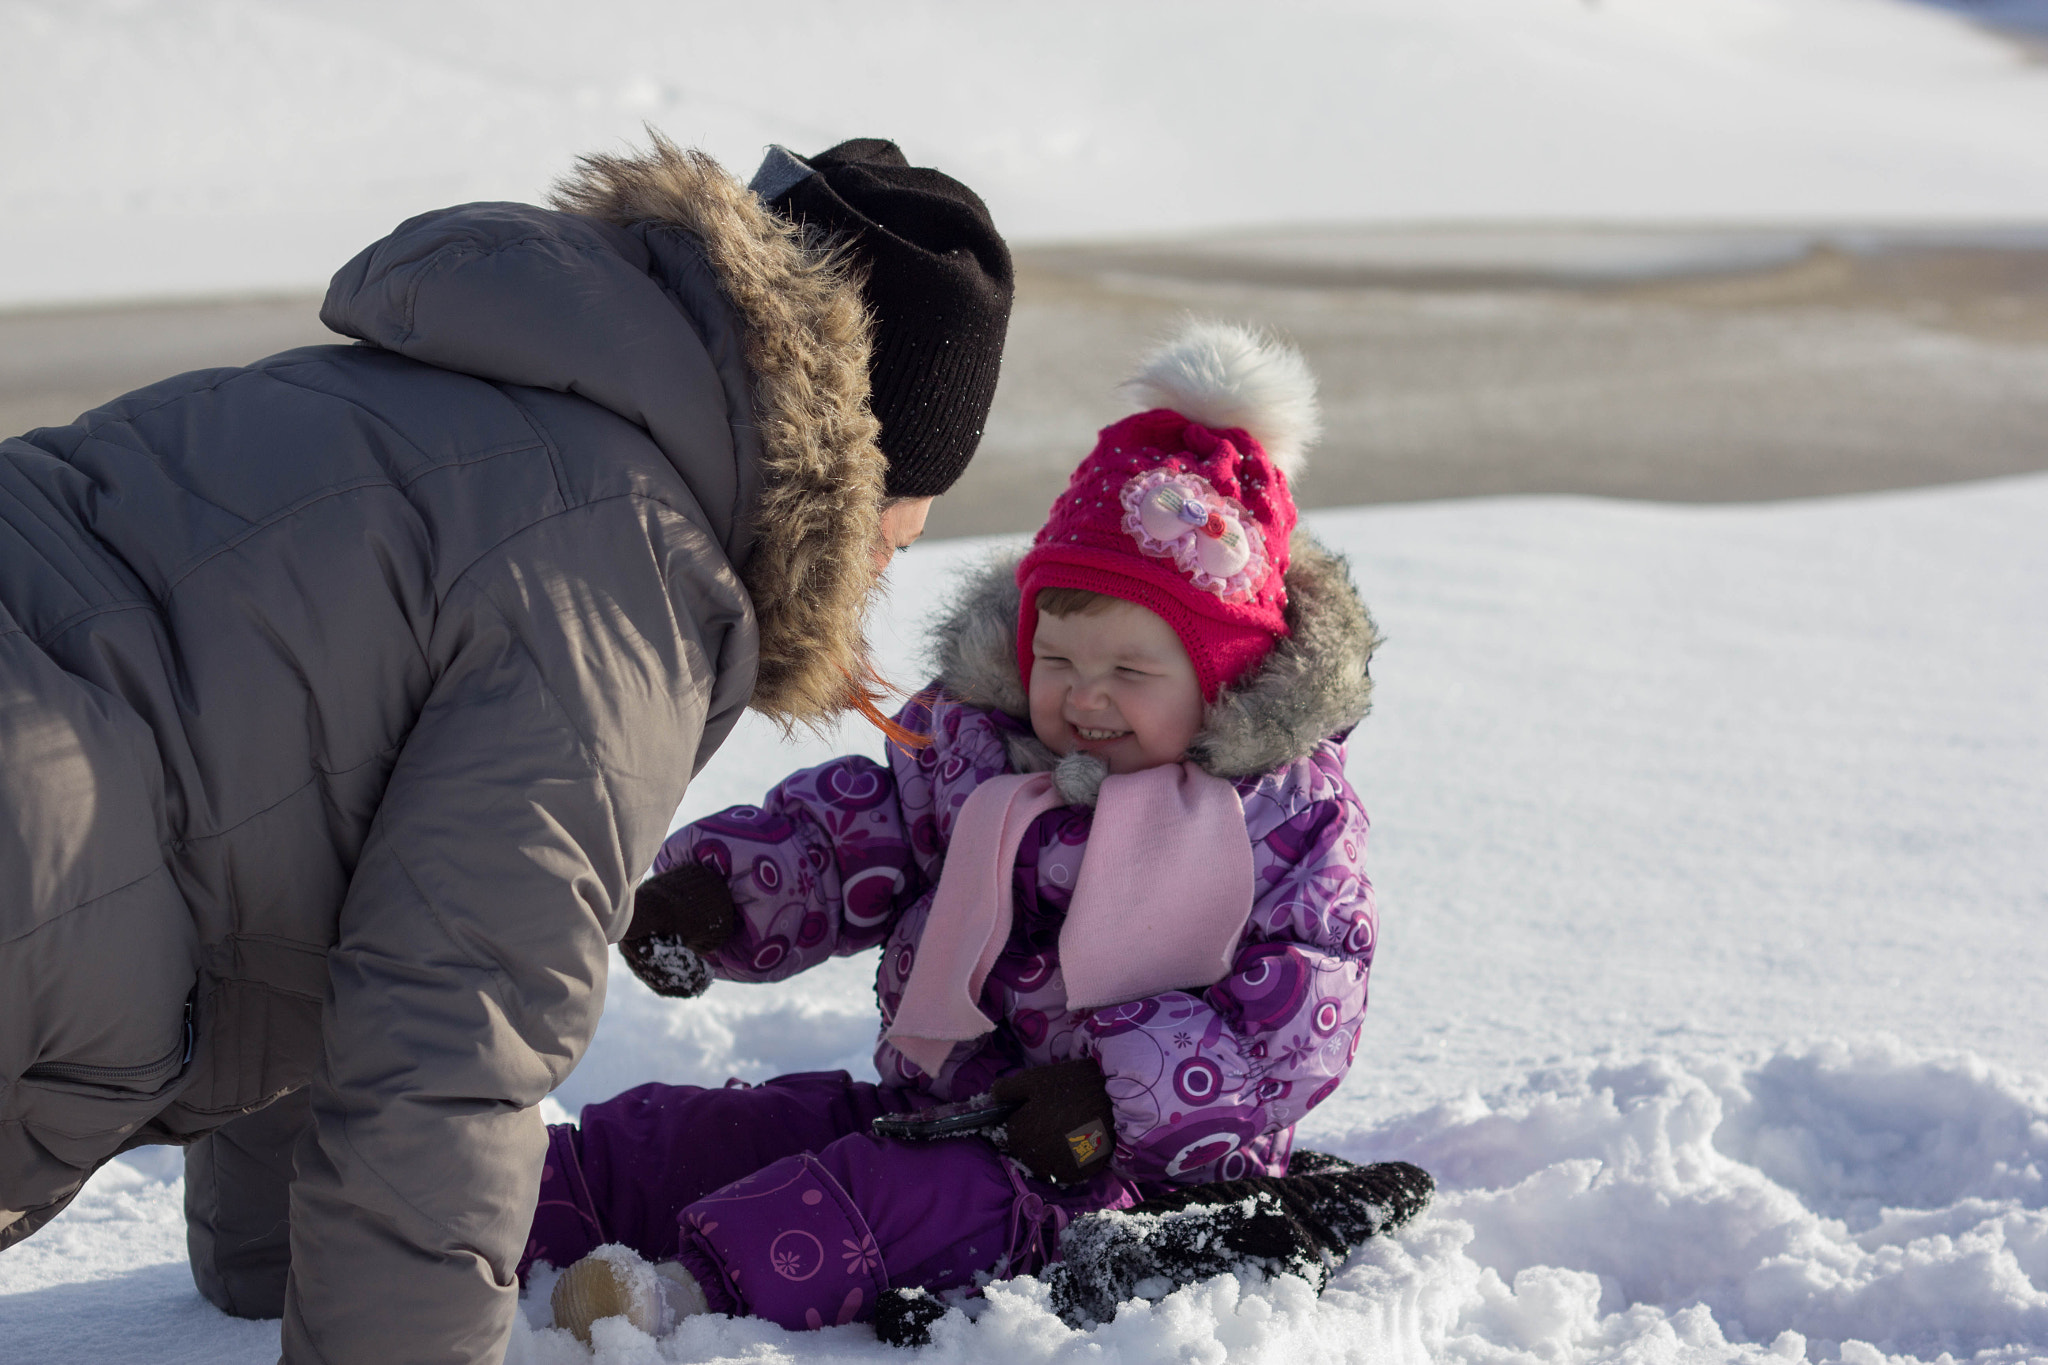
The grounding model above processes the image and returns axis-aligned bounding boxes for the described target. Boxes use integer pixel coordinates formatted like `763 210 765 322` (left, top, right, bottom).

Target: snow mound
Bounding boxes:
1719 1042 2048 1227
1376 1044 2048 1361
494 1043 2048 1364
18 1042 2042 1363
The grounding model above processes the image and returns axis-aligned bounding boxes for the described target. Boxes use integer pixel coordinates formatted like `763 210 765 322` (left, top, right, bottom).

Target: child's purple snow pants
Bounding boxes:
520 1070 1138 1330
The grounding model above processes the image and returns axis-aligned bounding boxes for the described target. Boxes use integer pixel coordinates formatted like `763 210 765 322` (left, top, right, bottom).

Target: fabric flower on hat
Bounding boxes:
1120 468 1270 603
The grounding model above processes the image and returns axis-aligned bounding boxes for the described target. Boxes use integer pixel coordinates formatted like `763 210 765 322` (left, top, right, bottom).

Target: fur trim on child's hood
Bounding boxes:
928 533 1380 786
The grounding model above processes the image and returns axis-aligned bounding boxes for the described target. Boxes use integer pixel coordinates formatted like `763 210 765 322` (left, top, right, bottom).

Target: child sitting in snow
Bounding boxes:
524 322 1426 1342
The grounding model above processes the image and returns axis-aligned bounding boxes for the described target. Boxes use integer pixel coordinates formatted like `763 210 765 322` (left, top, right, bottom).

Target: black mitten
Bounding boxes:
617 863 738 998
871 1154 1436 1344
1042 1156 1435 1328
989 1058 1117 1185
873 1286 950 1347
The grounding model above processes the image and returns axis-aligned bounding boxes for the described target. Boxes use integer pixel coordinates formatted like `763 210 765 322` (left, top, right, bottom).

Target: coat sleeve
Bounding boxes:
651 749 931 983
281 503 741 1364
1079 767 1376 1186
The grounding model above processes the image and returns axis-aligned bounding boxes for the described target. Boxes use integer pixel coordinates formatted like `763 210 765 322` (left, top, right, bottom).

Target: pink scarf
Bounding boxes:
886 761 1257 1077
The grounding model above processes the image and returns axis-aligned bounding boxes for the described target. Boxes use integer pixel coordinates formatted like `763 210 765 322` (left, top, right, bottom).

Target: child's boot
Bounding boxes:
549 1244 710 1343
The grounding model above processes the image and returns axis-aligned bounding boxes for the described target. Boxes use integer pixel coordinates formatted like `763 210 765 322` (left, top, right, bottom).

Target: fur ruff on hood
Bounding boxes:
929 534 1380 787
551 134 885 728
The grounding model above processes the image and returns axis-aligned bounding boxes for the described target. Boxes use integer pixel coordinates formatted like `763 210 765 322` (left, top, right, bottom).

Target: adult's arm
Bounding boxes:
281 501 747 1364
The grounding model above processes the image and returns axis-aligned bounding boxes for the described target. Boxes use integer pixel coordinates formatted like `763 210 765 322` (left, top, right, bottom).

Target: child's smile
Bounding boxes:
1028 597 1206 774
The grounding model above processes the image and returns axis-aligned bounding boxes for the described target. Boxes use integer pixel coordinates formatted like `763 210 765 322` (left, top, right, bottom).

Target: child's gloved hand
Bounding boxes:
990 1058 1117 1185
617 863 737 998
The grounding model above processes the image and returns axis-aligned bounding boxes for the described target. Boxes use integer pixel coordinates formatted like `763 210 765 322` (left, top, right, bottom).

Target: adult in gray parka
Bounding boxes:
0 135 1013 1362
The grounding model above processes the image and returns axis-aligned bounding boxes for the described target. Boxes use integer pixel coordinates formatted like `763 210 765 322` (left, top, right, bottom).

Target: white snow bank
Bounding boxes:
4 474 2045 1362
8 0 2048 307
513 1043 2048 1364
1385 1045 2048 1362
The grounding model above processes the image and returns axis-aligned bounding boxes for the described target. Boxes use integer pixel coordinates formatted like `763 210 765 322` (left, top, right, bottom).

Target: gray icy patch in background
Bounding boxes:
946 225 2048 536
6 225 2048 542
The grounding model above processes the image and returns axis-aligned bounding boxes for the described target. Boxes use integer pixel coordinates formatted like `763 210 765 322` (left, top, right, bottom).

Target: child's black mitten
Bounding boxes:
873 1286 951 1347
874 1156 1437 1346
1042 1155 1436 1329
989 1058 1117 1185
617 863 737 998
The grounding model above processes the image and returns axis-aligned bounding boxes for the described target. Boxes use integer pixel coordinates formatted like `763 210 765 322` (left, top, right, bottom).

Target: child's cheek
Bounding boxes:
1028 679 1068 755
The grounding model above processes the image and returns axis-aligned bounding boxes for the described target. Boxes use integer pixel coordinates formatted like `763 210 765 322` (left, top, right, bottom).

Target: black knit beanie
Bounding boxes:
752 140 1014 498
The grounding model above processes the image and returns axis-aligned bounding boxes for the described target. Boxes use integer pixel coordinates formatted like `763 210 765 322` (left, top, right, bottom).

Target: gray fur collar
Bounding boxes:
929 534 1380 784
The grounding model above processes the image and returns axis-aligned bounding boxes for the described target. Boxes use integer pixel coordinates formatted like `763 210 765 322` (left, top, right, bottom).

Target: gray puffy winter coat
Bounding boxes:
0 145 885 1361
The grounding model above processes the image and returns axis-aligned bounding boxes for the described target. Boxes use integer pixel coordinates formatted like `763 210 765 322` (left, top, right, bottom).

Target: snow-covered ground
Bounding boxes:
4 473 2043 1364
9 0 2048 308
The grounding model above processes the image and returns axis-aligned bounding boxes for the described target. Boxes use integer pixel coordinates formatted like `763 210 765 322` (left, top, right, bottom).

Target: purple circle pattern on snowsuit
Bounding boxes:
653 692 1376 1188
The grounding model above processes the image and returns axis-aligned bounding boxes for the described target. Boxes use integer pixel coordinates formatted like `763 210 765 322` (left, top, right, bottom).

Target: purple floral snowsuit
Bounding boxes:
524 691 1375 1329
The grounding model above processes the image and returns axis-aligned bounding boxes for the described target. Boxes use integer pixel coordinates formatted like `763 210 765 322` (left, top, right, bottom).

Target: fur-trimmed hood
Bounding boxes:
929 533 1380 783
323 136 886 728
550 136 885 727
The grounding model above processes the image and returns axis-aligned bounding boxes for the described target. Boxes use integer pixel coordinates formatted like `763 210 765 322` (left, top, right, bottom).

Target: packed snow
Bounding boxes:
10 0 2048 307
4 474 2043 1364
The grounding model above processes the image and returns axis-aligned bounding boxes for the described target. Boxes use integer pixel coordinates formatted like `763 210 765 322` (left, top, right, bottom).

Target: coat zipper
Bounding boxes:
23 1000 194 1086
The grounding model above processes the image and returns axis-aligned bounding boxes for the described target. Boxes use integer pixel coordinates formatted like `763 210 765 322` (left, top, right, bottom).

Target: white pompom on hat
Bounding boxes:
1121 320 1321 479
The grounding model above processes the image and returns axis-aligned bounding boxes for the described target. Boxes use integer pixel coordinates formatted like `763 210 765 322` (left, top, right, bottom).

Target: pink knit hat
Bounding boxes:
1017 323 1322 701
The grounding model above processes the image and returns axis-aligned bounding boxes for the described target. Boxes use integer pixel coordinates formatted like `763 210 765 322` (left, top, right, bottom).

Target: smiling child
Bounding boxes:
522 322 1407 1340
